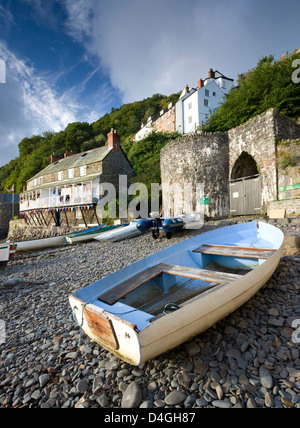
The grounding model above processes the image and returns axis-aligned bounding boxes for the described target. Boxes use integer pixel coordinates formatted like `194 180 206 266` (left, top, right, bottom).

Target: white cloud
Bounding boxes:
63 0 300 104
62 0 246 103
0 41 96 167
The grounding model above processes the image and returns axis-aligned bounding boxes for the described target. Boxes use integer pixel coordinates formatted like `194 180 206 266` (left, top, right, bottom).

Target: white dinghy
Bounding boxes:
69 221 284 365
0 242 17 269
15 236 67 253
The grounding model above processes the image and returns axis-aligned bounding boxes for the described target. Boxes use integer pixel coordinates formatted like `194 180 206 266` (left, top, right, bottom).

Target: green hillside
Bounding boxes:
0 92 180 194
204 50 300 132
1 48 299 195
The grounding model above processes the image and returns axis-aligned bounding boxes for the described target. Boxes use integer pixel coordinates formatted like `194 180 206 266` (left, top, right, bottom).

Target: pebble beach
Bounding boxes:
0 220 300 409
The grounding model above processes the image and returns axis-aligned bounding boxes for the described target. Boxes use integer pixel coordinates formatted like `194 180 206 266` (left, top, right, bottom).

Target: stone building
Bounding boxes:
19 130 133 228
134 68 234 141
134 102 176 141
161 108 300 218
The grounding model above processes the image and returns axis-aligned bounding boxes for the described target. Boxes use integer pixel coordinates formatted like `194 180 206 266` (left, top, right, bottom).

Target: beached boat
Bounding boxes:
66 225 105 244
94 220 152 242
15 236 67 253
0 242 18 269
150 213 202 239
69 221 284 365
67 224 122 244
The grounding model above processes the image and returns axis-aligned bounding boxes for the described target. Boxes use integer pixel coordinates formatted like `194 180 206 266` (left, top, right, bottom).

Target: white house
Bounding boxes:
176 69 234 134
134 117 153 141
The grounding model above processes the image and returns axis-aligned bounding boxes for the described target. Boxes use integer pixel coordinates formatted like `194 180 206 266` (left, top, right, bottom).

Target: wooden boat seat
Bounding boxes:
193 244 276 259
98 263 242 306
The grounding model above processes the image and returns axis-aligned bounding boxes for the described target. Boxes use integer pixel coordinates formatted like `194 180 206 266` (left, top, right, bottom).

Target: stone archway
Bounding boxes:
230 152 262 216
231 151 259 180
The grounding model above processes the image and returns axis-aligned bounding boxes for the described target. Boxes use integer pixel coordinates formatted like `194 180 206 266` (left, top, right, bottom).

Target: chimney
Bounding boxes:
51 153 63 164
64 150 75 158
198 78 204 89
208 68 215 79
107 129 121 153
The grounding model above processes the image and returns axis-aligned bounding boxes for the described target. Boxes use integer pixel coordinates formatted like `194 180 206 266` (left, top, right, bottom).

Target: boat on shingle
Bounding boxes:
15 235 67 253
67 224 125 244
69 221 284 365
0 242 17 269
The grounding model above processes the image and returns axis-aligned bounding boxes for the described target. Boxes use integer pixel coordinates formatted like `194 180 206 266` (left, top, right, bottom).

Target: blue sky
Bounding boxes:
0 0 299 167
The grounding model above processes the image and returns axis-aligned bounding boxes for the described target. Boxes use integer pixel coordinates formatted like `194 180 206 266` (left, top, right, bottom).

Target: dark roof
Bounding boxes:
30 146 112 180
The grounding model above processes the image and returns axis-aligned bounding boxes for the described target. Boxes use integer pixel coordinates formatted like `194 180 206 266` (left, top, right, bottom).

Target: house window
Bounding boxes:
167 122 171 130
205 89 210 97
33 179 37 187
204 99 209 107
161 114 165 122
213 92 216 96
80 166 87 177
68 168 74 179
188 116 193 124
58 171 63 181
38 177 43 185
188 102 192 110
167 110 171 118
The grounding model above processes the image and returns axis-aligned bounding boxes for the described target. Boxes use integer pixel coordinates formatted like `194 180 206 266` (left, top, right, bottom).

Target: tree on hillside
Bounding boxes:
205 51 300 132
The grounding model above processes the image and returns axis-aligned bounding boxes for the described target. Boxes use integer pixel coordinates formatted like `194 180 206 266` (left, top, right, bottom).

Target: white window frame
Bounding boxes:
80 166 87 177
68 168 75 179
58 171 63 181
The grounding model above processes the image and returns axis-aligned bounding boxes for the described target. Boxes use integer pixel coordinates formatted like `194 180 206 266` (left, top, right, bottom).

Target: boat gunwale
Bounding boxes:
69 221 284 364
141 242 284 332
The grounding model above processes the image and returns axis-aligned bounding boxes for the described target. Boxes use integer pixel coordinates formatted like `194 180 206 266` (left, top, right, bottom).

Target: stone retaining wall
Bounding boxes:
7 219 85 242
268 199 300 216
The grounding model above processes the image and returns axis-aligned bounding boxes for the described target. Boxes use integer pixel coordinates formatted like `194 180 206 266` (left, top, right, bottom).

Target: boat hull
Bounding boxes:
94 222 146 242
139 244 283 364
67 225 121 244
69 221 284 365
0 243 18 268
16 236 67 253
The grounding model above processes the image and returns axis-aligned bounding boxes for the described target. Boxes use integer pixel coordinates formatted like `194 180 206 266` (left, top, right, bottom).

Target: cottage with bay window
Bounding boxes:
19 130 133 227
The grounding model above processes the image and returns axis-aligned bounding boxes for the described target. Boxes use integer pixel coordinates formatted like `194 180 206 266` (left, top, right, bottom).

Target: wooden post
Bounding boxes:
93 204 101 226
64 208 69 227
80 206 87 228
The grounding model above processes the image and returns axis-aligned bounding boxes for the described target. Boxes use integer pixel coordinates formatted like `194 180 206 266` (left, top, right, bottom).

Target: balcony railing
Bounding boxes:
20 193 94 212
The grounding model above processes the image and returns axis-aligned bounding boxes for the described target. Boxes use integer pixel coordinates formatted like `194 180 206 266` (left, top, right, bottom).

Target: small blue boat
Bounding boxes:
69 221 284 365
95 219 152 242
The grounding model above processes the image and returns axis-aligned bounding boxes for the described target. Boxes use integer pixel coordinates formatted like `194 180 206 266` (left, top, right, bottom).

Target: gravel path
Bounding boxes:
0 221 299 408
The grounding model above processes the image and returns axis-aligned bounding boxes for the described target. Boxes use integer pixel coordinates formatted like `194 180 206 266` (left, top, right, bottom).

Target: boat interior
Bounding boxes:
97 244 276 320
75 222 282 330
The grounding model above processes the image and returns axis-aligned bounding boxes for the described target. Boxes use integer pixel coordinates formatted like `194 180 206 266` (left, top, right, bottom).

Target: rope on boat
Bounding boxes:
72 302 89 348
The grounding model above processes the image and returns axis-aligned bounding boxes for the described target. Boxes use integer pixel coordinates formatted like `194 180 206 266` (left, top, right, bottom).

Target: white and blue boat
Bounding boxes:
69 221 284 365
66 224 121 244
94 219 152 242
